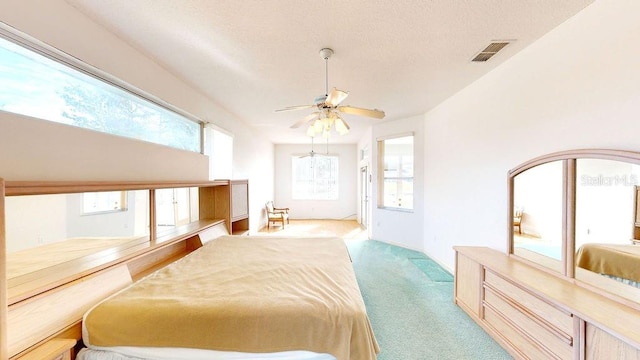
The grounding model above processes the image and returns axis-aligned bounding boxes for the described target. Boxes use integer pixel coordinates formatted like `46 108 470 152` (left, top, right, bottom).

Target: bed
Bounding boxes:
575 243 640 286
77 235 379 360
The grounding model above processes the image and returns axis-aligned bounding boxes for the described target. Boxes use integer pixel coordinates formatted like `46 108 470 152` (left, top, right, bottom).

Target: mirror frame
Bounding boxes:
508 149 640 306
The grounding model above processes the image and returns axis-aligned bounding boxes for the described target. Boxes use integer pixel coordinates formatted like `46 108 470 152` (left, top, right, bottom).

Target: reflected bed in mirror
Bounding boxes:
509 150 640 308
575 158 640 288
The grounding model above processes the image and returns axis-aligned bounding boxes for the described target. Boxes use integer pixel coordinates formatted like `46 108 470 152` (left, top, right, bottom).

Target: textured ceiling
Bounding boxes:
66 0 594 144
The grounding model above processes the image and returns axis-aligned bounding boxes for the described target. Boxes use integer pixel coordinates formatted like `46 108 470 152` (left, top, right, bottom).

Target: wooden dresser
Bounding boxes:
455 246 640 360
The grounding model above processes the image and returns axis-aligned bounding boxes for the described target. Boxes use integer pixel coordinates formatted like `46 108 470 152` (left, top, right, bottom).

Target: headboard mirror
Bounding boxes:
509 150 640 307
5 186 200 302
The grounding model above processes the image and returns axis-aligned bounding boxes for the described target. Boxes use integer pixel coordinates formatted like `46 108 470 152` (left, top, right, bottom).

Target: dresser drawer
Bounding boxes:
484 306 553 360
485 270 573 336
485 287 573 360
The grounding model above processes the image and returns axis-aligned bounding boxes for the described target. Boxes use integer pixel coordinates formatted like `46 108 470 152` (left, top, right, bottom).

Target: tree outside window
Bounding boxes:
0 33 201 152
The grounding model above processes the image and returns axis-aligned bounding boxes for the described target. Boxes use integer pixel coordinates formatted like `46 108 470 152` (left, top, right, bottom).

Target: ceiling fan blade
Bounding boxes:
290 112 319 129
337 105 385 119
275 104 315 112
325 88 349 107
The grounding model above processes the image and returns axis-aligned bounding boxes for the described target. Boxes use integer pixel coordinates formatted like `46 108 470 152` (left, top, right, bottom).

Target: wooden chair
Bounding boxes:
266 201 290 229
514 208 523 234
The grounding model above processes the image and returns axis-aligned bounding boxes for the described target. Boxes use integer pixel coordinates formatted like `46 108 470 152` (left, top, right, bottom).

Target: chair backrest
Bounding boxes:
265 201 275 213
514 208 523 219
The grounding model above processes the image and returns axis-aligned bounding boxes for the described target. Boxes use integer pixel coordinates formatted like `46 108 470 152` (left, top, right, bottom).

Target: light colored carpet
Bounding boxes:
348 240 512 360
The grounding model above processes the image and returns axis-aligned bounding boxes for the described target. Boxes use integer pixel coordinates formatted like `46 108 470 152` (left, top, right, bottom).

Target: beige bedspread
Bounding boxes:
83 236 379 360
576 243 640 282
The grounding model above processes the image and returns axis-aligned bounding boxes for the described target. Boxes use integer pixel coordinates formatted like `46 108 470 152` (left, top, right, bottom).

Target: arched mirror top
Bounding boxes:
509 149 640 178
509 149 640 307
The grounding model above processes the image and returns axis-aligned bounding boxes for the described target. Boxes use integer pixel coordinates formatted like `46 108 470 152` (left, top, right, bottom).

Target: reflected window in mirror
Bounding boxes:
82 191 127 214
575 159 640 288
512 160 564 270
155 187 198 236
5 190 150 281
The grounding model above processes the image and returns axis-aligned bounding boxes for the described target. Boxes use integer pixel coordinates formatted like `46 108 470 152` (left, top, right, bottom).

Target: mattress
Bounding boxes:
77 346 337 360
82 236 379 360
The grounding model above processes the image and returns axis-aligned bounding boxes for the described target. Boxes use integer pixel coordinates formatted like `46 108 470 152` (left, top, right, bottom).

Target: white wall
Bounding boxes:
369 115 425 251
423 0 640 272
0 0 274 232
274 143 357 220
0 113 209 181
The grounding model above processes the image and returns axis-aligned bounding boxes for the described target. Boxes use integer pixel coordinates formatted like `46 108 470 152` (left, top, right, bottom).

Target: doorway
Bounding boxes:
360 166 370 229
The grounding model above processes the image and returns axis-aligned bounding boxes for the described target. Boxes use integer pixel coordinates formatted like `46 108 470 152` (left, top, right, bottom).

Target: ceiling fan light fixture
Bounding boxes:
335 116 350 135
313 119 324 132
306 126 316 137
278 47 384 137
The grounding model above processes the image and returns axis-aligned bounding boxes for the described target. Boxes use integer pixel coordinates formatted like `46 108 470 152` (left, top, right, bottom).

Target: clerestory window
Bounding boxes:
0 27 202 152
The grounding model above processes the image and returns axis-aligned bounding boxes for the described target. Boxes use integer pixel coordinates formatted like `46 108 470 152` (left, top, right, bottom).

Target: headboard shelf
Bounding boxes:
4 180 229 196
0 179 248 359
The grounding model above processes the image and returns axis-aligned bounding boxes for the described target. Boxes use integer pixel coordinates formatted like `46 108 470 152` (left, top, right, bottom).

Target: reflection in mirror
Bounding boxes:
5 190 149 281
155 187 198 236
575 159 640 288
513 160 564 270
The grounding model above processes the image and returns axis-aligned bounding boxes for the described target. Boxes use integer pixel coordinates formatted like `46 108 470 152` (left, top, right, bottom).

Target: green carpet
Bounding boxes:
409 258 454 283
347 240 512 360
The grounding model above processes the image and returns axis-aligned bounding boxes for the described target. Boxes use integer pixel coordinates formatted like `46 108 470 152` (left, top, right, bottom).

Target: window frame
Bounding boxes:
377 133 414 211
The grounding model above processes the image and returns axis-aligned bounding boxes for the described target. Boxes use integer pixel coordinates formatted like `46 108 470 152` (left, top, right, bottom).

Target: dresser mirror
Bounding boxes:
509 150 640 306
512 160 564 273
575 158 640 294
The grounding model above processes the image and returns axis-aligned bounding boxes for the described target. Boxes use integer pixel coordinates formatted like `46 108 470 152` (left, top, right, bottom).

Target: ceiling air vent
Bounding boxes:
472 41 511 62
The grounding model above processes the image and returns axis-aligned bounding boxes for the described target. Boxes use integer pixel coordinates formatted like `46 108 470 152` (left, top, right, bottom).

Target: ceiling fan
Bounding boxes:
299 136 328 159
276 48 385 137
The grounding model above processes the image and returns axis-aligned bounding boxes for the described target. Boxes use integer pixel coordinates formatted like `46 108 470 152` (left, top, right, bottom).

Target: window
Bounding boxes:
0 28 201 152
292 155 339 200
205 125 233 180
378 134 414 210
82 191 127 214
361 147 369 161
